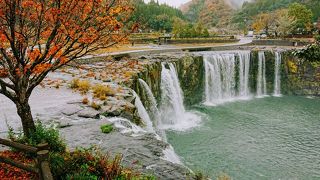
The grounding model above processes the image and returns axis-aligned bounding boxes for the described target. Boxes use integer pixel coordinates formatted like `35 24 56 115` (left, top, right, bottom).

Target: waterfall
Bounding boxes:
160 63 185 120
204 51 251 105
138 79 166 140
107 117 146 136
257 51 267 97
132 90 155 133
138 79 160 120
238 51 251 97
204 53 236 104
273 52 282 97
160 63 200 131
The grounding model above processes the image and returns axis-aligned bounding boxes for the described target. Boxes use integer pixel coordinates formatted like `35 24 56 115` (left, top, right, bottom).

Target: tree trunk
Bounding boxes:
16 100 36 138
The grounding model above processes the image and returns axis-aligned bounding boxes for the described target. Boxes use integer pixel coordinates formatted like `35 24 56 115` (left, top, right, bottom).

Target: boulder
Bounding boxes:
78 108 100 119
61 105 83 116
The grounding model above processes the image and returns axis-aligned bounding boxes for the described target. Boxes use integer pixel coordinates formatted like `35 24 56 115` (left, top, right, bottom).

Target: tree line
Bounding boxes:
233 0 320 35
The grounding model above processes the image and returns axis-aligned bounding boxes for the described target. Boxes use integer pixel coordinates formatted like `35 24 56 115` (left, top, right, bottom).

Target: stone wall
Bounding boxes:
250 40 309 47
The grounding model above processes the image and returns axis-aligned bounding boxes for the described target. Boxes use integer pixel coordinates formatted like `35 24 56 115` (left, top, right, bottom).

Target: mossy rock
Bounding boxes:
100 124 113 134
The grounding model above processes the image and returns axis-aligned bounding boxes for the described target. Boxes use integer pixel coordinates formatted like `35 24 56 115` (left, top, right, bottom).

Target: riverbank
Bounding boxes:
1 44 318 179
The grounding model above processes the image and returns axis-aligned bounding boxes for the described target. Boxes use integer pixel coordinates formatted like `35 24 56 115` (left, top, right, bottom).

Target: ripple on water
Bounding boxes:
167 96 320 179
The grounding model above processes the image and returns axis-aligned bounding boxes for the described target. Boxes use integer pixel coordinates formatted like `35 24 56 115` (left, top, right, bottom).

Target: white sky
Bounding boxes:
144 0 190 7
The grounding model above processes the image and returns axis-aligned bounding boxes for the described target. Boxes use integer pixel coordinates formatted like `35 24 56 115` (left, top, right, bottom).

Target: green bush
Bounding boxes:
293 43 320 62
8 121 66 153
100 124 113 134
49 147 155 180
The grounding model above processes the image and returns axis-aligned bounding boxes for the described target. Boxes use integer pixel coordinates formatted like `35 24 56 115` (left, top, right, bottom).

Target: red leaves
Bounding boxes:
21 1 35 8
0 151 37 180
27 49 41 62
0 0 134 79
0 68 8 78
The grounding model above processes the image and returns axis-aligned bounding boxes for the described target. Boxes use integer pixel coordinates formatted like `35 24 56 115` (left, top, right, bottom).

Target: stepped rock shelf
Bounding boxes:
1 47 319 179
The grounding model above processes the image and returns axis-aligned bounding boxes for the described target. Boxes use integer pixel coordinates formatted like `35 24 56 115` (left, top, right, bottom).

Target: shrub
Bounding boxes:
77 80 91 94
82 97 89 104
293 41 320 62
100 124 113 134
91 102 101 110
8 121 66 153
49 147 154 180
315 35 320 42
70 78 80 89
70 78 91 94
186 171 209 180
92 84 116 99
6 124 155 180
217 173 231 180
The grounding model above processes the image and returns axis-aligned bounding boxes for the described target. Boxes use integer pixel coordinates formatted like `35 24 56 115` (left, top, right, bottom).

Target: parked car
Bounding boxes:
261 34 267 38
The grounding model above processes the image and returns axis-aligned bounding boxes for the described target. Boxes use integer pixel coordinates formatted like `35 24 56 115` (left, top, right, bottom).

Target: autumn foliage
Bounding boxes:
0 151 37 179
0 0 135 137
0 0 134 76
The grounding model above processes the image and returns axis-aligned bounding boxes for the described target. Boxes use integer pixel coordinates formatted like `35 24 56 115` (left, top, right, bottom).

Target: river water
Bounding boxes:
167 96 320 179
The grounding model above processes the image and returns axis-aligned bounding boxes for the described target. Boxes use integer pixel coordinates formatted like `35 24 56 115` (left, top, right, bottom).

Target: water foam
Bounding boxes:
159 63 201 131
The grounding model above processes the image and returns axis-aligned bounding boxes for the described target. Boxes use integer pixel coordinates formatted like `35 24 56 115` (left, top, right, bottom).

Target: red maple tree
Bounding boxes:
0 0 134 137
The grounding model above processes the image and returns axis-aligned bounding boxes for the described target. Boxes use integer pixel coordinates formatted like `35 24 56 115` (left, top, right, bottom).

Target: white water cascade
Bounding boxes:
257 51 267 97
273 52 282 96
132 91 155 133
138 79 166 140
160 63 200 131
138 79 161 122
238 52 251 97
204 51 251 105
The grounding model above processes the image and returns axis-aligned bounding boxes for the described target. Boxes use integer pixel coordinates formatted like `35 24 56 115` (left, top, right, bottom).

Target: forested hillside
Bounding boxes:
233 0 320 23
181 0 234 28
181 0 320 29
130 0 185 32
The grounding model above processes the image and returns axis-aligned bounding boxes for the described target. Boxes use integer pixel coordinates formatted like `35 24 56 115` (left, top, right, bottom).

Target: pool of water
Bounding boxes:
167 96 320 179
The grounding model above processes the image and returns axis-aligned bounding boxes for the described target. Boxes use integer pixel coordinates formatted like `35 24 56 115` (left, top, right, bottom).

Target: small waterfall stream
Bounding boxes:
160 63 185 119
160 63 200 131
132 91 155 133
204 51 251 105
238 51 251 97
257 51 267 97
138 79 166 140
274 52 282 96
138 79 160 121
138 78 183 164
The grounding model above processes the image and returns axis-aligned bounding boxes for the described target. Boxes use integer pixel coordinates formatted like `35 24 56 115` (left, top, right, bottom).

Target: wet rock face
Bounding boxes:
131 54 205 108
246 50 320 96
282 52 320 96
175 55 205 106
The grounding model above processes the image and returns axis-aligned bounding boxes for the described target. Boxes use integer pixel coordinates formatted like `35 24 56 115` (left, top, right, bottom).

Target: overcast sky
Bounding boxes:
144 0 190 7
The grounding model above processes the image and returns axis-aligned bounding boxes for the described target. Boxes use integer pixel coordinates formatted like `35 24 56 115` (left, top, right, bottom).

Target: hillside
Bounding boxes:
233 0 320 23
131 0 185 32
180 0 320 31
181 0 235 28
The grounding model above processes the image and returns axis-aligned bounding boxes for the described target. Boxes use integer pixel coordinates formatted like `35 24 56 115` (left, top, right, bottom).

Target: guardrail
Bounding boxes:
0 138 53 180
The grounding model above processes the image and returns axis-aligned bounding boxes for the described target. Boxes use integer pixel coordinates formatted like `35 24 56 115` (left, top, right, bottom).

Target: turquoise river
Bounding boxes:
167 96 320 179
